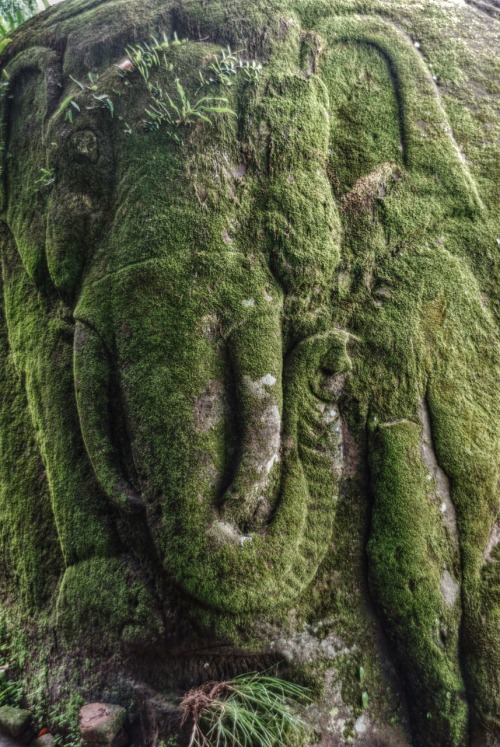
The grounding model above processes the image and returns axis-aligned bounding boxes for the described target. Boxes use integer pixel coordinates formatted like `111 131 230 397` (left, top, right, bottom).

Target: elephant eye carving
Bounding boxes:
69 129 99 162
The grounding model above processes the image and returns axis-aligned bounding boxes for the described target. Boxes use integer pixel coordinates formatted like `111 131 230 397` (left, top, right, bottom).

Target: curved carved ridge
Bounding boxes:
465 0 500 18
368 417 469 746
0 48 62 288
74 322 351 613
323 15 484 214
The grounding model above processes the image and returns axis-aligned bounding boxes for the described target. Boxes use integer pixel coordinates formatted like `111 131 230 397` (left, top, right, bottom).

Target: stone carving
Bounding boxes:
0 1 498 745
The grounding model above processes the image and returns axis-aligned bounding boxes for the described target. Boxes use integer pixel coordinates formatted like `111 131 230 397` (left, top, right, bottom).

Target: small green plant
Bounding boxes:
144 76 235 135
199 46 262 88
123 36 259 141
0 616 23 708
180 673 311 747
54 72 114 123
0 670 23 708
123 34 183 102
48 690 85 747
35 166 55 189
53 94 78 123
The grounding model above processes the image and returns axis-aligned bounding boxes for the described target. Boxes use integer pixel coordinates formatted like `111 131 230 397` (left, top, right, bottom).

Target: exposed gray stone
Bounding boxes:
79 704 128 746
440 570 460 608
0 706 31 739
418 399 458 542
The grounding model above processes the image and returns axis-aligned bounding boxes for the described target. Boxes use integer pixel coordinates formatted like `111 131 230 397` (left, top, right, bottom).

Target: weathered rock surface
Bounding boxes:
80 704 128 747
0 0 498 745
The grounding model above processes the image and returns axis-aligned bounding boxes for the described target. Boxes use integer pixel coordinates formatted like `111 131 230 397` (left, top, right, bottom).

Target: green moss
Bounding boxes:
56 556 164 648
368 420 467 746
0 704 31 737
0 0 498 745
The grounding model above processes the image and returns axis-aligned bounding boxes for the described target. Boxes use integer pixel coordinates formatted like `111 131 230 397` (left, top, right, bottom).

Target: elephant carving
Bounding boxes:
0 3 498 746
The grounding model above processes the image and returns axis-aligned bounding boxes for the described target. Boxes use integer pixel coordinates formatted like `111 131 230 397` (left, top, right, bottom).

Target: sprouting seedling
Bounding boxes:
70 72 98 91
239 57 263 83
91 92 114 116
172 30 187 46
124 33 186 85
170 77 235 125
205 46 240 86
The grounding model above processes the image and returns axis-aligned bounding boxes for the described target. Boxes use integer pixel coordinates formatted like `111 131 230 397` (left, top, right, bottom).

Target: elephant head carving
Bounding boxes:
64 35 351 614
1 22 353 614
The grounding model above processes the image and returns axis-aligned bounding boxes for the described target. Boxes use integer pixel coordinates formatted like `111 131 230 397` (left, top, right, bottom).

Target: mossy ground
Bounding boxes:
0 0 498 745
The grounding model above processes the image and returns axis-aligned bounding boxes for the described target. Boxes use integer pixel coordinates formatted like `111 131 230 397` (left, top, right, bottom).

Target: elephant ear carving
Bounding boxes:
0 222 64 608
323 16 483 217
0 47 61 286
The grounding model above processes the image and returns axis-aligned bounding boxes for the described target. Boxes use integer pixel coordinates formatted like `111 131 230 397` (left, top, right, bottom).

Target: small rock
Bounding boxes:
0 706 32 739
117 58 133 72
355 713 369 734
79 704 128 746
30 735 55 747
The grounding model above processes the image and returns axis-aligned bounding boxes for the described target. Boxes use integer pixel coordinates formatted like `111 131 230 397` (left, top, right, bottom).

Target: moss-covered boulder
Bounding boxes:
0 0 498 745
0 704 32 739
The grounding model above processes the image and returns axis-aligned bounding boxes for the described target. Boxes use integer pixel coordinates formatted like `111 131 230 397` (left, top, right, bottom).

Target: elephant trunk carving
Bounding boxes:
74 317 351 612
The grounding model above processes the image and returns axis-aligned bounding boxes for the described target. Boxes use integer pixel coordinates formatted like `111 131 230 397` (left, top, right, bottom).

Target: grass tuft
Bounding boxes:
180 674 311 747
